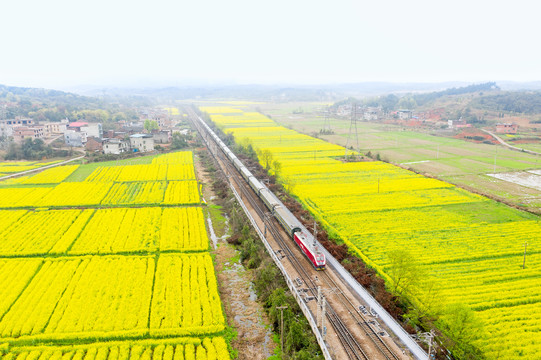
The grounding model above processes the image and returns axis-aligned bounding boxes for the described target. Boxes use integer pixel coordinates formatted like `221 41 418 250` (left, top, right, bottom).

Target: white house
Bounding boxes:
103 138 130 155
81 123 103 139
64 130 86 147
129 134 154 152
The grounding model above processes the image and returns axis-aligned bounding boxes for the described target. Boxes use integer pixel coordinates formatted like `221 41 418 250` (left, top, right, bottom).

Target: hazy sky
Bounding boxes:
0 0 540 89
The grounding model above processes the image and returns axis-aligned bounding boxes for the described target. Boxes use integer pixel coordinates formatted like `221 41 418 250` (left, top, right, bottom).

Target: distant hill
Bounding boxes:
470 91 541 114
68 81 475 102
412 82 499 106
498 81 541 91
0 84 142 122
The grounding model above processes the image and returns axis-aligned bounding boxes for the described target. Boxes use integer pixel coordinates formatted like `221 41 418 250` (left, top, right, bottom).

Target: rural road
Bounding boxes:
482 129 541 156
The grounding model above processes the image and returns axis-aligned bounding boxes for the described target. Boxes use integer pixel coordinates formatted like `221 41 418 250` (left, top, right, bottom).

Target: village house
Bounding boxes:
43 121 68 136
397 109 413 120
129 134 154 153
103 138 130 155
4 118 34 126
0 118 35 138
496 123 518 134
448 119 471 129
152 130 171 144
85 137 103 152
12 125 45 143
64 130 86 147
363 107 381 121
63 121 102 146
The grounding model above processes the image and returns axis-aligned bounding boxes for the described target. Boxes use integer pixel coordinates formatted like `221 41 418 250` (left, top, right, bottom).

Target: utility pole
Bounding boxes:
321 297 326 341
277 306 288 356
317 286 322 326
345 103 360 159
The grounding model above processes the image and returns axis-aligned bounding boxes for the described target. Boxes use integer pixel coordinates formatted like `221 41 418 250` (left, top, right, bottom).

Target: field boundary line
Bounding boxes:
0 155 85 181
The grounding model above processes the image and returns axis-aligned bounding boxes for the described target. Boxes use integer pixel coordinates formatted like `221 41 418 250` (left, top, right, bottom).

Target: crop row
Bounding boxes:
0 161 62 174
0 209 87 256
306 187 481 215
0 165 42 173
5 165 80 184
0 254 224 341
0 337 229 360
0 181 200 208
0 207 209 256
151 151 193 165
0 259 42 320
336 216 541 266
85 164 195 182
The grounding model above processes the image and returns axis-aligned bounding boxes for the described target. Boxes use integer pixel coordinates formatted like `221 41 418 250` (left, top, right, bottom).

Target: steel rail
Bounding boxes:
189 107 407 360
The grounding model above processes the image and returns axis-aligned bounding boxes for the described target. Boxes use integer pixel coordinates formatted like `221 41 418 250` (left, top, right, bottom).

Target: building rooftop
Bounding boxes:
68 121 89 127
130 133 152 138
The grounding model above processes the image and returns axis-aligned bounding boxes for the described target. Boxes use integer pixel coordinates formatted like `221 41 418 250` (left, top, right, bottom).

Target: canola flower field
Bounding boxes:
0 151 229 359
0 337 229 360
0 160 62 175
0 165 200 208
201 106 541 359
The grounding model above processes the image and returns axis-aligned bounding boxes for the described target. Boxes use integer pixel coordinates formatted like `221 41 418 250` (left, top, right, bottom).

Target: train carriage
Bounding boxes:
199 117 325 270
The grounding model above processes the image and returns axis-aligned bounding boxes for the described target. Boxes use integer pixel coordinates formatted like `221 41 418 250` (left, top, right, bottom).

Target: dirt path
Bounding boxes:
194 151 276 360
482 129 541 156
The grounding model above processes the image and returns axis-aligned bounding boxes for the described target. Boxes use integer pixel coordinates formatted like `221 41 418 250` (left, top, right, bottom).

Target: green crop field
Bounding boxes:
257 103 541 212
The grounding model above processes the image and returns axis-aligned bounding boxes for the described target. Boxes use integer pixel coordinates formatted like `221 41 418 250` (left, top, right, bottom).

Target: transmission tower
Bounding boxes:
345 103 360 158
322 106 332 133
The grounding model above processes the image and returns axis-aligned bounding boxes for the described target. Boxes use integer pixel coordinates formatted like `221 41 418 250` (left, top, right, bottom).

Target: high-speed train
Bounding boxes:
197 116 326 270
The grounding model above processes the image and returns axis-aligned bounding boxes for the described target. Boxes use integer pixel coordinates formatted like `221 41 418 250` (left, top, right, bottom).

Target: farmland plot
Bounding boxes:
0 254 224 342
203 106 541 359
0 151 230 359
0 337 229 360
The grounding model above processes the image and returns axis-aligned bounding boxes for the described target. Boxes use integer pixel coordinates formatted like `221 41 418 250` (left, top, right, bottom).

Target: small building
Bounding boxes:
496 123 518 134
81 123 103 139
1 118 35 138
67 121 89 131
103 138 130 155
397 110 412 120
363 107 380 121
12 126 45 143
448 119 471 129
5 118 34 127
130 134 154 152
152 130 171 144
43 122 67 135
64 130 86 147
85 137 103 152
104 129 115 139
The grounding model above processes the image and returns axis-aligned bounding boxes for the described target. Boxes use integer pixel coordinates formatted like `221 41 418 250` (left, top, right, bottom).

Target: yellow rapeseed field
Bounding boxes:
0 337 229 360
0 151 229 359
203 106 540 359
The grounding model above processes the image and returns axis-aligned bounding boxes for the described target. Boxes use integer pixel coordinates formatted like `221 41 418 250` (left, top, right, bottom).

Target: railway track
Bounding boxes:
319 266 400 360
188 107 404 360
